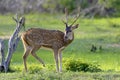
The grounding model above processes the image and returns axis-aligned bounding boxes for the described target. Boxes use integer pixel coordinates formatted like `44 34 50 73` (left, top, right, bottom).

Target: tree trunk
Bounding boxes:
0 39 5 72
0 16 25 72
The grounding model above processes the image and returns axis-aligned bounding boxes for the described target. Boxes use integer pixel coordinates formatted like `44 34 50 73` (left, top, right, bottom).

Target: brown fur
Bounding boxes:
21 28 73 48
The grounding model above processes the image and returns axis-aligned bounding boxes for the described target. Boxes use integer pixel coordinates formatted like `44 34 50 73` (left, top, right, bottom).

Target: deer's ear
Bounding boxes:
71 24 79 30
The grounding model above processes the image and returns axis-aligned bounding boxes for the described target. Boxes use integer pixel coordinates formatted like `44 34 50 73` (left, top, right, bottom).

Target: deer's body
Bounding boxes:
21 27 76 72
22 8 79 72
22 28 73 50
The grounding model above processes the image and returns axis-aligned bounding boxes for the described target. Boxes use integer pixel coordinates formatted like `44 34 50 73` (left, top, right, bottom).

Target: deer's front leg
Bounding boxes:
59 51 62 72
53 50 59 72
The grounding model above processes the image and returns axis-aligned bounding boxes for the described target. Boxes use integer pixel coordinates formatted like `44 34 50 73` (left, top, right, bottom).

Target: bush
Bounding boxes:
28 64 43 74
63 58 102 72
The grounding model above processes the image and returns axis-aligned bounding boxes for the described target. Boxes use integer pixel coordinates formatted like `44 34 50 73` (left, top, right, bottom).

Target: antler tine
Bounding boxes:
65 8 68 24
62 8 68 25
62 19 67 25
70 7 80 26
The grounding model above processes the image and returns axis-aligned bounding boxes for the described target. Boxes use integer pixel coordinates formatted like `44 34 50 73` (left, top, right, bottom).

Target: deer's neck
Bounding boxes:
64 33 74 46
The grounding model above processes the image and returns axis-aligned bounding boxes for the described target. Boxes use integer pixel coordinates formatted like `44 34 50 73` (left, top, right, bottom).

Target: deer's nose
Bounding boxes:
64 36 68 39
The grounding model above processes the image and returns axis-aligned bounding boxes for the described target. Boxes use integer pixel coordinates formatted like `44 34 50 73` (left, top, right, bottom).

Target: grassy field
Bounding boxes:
1 14 120 79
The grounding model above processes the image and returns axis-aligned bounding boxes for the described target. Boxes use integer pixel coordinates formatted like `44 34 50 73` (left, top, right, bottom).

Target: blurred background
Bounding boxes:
0 0 119 17
1 0 120 76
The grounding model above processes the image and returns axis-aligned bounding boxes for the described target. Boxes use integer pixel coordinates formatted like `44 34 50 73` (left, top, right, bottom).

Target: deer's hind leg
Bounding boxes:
30 46 45 67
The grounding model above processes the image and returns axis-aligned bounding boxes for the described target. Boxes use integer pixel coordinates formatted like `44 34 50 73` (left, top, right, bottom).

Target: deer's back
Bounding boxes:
21 28 65 49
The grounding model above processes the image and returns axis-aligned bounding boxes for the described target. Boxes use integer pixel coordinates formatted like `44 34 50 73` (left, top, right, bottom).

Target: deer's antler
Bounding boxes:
70 7 80 26
62 8 69 26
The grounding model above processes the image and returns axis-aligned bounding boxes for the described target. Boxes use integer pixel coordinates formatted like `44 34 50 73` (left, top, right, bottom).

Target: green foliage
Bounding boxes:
59 0 76 11
28 64 43 74
59 0 89 12
99 0 120 16
111 0 120 16
63 58 102 72
109 0 120 10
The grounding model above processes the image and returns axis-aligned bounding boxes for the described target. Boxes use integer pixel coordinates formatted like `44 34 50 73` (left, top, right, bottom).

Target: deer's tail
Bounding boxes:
21 33 31 47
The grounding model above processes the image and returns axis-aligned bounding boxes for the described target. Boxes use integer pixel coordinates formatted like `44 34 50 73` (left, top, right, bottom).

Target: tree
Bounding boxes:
0 15 25 72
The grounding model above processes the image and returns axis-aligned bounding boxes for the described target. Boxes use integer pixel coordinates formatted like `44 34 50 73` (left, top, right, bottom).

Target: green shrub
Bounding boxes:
59 0 89 12
28 64 43 74
63 58 102 72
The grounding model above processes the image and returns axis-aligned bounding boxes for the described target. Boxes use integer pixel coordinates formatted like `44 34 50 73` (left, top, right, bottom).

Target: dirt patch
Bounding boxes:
0 36 10 40
107 43 120 48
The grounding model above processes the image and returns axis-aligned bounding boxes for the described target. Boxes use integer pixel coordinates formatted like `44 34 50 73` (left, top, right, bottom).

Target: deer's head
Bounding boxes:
62 8 79 41
64 23 79 41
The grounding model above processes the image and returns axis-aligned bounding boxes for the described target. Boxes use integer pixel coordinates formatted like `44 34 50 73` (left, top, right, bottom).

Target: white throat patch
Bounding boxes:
67 32 73 40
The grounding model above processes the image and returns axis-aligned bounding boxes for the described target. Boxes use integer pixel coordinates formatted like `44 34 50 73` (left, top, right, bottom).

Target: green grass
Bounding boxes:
1 13 120 79
0 69 120 80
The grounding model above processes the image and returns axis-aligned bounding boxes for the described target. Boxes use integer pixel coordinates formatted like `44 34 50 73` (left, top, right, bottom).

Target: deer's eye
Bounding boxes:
66 30 71 33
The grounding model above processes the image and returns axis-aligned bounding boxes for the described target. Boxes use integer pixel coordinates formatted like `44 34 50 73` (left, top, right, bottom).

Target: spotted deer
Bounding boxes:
21 9 80 72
